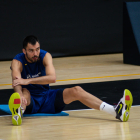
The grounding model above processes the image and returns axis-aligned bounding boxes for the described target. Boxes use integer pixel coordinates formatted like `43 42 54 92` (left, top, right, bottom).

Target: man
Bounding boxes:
9 35 133 125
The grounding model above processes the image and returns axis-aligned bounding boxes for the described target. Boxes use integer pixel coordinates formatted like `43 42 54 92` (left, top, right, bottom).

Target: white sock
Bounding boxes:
21 106 25 114
100 102 116 117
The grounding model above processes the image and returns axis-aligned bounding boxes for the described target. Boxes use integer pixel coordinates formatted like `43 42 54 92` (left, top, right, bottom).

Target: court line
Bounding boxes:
1 73 140 87
1 73 140 86
56 73 140 82
0 84 12 86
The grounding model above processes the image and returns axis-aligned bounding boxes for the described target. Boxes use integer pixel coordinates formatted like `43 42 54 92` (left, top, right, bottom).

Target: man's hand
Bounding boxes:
12 77 30 87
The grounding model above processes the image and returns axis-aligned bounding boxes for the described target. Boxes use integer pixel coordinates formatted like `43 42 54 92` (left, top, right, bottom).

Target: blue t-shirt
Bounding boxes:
13 49 50 94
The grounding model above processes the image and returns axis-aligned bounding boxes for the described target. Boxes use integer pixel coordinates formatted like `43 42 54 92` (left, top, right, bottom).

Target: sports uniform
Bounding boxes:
12 49 66 114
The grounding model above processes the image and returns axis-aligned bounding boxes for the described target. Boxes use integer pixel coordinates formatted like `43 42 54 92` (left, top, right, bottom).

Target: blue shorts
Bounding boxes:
24 89 66 114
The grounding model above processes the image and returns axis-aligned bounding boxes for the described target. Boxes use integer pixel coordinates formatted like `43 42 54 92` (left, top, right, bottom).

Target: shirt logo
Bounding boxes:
27 72 41 79
27 74 31 79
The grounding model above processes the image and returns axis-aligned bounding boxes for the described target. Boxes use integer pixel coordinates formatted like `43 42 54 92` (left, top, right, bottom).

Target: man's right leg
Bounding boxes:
63 86 133 122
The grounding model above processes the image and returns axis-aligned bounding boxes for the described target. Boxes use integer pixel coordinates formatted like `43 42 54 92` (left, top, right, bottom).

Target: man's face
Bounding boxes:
23 42 40 63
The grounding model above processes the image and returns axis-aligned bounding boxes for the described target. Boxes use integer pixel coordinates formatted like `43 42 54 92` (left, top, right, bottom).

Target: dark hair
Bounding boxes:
23 35 39 49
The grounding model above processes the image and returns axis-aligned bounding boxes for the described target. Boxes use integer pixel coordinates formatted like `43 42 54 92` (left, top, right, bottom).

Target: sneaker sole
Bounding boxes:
122 89 133 122
8 92 22 125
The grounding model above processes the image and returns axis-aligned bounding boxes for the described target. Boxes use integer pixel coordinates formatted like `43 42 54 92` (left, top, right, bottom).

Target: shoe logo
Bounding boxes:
126 112 129 117
118 104 122 113
102 105 105 110
13 115 19 121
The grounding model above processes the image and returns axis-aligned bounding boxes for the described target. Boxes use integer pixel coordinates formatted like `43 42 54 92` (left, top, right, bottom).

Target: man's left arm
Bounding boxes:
12 52 56 86
29 52 56 84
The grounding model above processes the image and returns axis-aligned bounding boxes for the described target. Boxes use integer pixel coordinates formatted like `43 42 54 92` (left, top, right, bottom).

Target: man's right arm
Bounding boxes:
11 59 27 105
11 59 23 94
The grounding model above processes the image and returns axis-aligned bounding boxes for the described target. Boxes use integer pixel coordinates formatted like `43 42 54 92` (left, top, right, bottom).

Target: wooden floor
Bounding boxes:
0 106 140 140
0 53 140 140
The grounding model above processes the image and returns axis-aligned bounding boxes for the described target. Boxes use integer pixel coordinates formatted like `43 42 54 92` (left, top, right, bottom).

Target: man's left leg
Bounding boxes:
8 92 23 125
8 88 32 125
63 86 133 121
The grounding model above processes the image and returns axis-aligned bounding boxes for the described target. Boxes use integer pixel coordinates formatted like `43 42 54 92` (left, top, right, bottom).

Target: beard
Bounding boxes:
26 52 39 63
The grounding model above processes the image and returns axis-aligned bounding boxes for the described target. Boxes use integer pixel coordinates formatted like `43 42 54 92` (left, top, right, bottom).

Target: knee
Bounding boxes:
63 86 84 104
73 86 83 93
71 86 84 99
22 88 30 96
